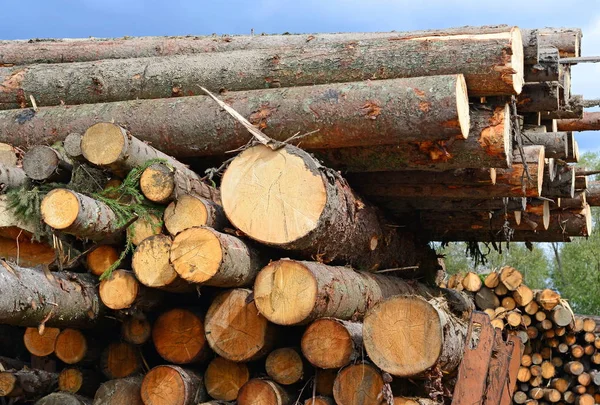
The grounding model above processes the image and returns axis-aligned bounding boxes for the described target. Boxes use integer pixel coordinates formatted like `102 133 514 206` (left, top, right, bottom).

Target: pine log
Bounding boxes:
542 166 575 198
55 329 98 365
576 394 595 405
164 195 226 236
152 308 209 365
204 357 249 401
0 28 523 110
205 288 276 362
141 365 207 405
170 227 263 287
332 363 384 405
36 393 92 405
545 205 593 237
58 368 102 397
367 197 527 215
121 315 152 345
393 398 438 405
0 368 58 398
41 189 120 240
93 376 143 405
0 265 103 328
23 327 60 357
484 272 500 288
22 145 72 182
301 318 362 369
586 182 600 206
524 47 560 82
522 28 581 63
265 348 304 385
557 112 600 132
86 245 119 277
131 234 193 292
583 318 597 332
0 163 27 192
575 176 588 191
222 144 436 273
0 143 17 166
475 287 500 310
552 305 574 327
517 82 560 113
63 133 84 161
311 103 513 172
254 259 461 325
100 342 141 379
462 272 482 292
522 131 568 159
127 214 162 246
99 269 164 311
304 397 334 405
347 168 496 188
363 295 469 376
237 379 290 405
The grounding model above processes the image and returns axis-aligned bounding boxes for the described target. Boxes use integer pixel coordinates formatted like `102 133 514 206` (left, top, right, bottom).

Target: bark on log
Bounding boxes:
557 112 600 132
222 144 436 273
121 315 152 345
204 288 276 362
545 204 593 237
99 269 164 311
524 47 560 82
141 365 207 405
348 168 495 188
23 327 60 357
332 363 385 405
238 379 291 405
587 182 600 206
0 28 523 110
0 163 28 192
311 103 513 171
0 265 104 328
522 28 582 63
22 145 72 182
253 259 469 325
58 368 102 397
93 376 144 405
41 189 120 241
265 348 304 385
475 287 500 310
170 227 263 287
36 393 92 405
100 342 141 379
63 133 84 161
370 197 527 214
522 131 568 159
542 166 575 198
164 195 226 236
363 295 469 376
517 82 560 113
0 368 58 398
152 308 209 365
428 230 572 243
204 357 249 401
301 318 362 369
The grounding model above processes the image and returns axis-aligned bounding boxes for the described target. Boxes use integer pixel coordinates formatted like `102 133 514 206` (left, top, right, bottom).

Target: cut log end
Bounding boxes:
170 227 223 283
164 195 211 235
511 28 525 94
301 318 357 369
254 260 318 325
58 368 84 394
265 348 304 385
122 316 152 345
40 189 80 230
63 133 83 159
152 308 207 364
55 329 87 365
333 363 384 405
204 357 249 401
101 342 141 379
0 373 16 396
237 379 289 405
23 327 60 357
139 164 176 204
222 144 327 245
22 146 63 181
456 75 471 139
99 270 140 310
128 214 162 246
81 123 127 166
86 245 119 277
132 234 178 288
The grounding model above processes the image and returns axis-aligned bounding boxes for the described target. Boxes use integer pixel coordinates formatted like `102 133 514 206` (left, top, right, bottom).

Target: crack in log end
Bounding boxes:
360 101 381 120
416 141 452 162
249 105 278 130
478 107 507 156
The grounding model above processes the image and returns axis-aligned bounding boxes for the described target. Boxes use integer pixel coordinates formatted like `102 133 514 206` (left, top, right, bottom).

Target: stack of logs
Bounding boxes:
445 269 600 405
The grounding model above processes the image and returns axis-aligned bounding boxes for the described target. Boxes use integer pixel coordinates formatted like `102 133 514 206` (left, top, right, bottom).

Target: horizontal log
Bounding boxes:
426 229 572 242
557 112 600 132
0 265 104 328
522 28 582 64
0 368 58 398
0 28 523 110
517 82 560 113
541 95 585 120
347 168 495 187
586 182 600 206
542 165 575 198
524 47 560 82
545 204 593 237
365 197 527 213
521 131 568 159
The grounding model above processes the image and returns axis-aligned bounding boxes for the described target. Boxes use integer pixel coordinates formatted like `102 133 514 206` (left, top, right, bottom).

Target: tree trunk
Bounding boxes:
141 365 207 405
41 189 121 241
99 269 164 311
238 379 291 405
152 308 209 365
332 363 385 405
265 348 304 386
301 318 362 369
311 103 513 172
587 182 600 206
99 342 141 380
170 227 263 287
517 82 561 113
121 315 152 345
36 393 92 405
0 163 28 191
203 357 249 401
557 112 600 132
0 368 58 398
22 145 72 182
204 288 276 362
522 131 568 159
0 265 104 328
475 287 501 310
58 368 102 397
23 327 60 357
0 28 523 110
222 144 437 273
363 295 469 376
93 376 144 405
253 259 470 325
164 195 226 236
131 234 193 292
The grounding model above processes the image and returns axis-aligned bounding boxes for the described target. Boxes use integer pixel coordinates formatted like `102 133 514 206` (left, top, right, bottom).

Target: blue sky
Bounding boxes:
2 0 599 151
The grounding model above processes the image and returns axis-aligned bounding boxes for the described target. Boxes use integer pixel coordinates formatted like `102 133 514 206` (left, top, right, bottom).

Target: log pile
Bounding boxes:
445 268 600 405
0 24 596 405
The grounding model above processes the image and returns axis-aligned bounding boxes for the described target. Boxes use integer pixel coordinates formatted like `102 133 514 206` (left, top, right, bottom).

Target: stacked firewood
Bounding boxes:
445 269 600 405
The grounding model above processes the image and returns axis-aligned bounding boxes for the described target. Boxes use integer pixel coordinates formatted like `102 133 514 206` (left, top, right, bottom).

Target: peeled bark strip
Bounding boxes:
363 295 469 376
0 368 58 398
36 392 92 405
522 131 568 159
100 342 141 379
238 379 291 405
0 163 28 191
0 265 103 328
164 195 226 236
23 327 60 357
254 259 458 325
332 363 385 405
93 376 144 405
41 189 120 240
141 365 207 405
557 112 600 132
312 103 513 172
23 145 72 182
204 357 249 401
266 348 304 386
301 318 362 369
152 308 209 365
205 288 276 362
99 269 164 311
86 245 119 277
140 163 221 204
0 28 523 110
121 315 152 345
170 227 263 287
222 144 434 272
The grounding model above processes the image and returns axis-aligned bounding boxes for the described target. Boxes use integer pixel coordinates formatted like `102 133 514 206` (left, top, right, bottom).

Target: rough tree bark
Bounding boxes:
0 265 104 328
517 82 561 113
0 163 28 192
0 368 58 398
587 182 600 206
522 131 568 159
35 393 92 405
368 197 527 213
521 28 581 63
